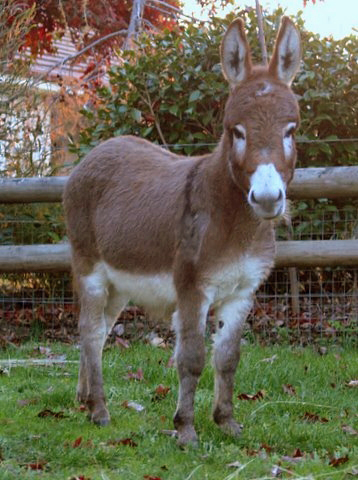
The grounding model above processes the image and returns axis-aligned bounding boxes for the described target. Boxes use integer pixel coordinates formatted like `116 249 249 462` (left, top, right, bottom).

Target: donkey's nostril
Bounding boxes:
250 191 258 204
277 189 283 202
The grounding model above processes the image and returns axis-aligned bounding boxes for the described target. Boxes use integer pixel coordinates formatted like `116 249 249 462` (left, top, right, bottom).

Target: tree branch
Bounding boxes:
124 0 146 50
255 0 268 66
39 28 128 82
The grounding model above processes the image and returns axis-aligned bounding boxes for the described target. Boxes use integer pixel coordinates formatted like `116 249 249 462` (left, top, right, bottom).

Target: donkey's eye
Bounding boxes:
284 122 297 139
233 125 246 140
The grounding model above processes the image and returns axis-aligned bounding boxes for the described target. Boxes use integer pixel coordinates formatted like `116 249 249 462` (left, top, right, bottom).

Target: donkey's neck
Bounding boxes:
204 134 258 225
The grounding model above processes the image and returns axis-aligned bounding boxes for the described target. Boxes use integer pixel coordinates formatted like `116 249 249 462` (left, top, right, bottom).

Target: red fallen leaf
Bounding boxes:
237 390 266 401
108 437 138 447
23 461 47 470
125 368 144 381
302 412 329 423
143 476 162 480
293 448 304 458
72 437 82 448
282 448 305 464
260 443 273 454
37 408 67 418
69 476 92 480
329 455 349 467
245 448 259 456
152 385 171 402
282 384 296 396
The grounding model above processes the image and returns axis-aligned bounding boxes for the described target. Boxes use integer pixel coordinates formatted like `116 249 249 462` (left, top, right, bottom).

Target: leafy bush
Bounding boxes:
72 7 357 167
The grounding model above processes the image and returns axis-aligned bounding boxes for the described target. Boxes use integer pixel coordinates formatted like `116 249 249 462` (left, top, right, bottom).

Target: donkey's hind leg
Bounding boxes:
212 294 253 436
76 268 127 426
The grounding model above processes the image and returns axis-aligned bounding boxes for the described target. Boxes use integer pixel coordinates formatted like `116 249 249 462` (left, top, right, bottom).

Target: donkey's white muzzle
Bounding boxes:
248 163 286 219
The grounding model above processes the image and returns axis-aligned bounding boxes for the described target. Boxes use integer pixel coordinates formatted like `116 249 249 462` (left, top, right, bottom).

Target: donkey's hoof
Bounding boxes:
76 390 88 404
89 408 110 426
217 419 243 437
177 426 198 448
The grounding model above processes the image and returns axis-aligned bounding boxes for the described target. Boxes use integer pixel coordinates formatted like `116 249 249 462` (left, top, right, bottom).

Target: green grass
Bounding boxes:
0 342 357 479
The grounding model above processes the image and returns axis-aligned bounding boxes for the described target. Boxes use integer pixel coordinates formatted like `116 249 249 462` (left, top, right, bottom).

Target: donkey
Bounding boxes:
63 16 301 446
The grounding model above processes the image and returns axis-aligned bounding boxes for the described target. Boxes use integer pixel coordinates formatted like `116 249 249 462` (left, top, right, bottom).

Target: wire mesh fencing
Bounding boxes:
0 201 358 345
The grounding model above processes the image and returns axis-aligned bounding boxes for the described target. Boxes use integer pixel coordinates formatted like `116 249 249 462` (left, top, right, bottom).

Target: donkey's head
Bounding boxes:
221 17 301 219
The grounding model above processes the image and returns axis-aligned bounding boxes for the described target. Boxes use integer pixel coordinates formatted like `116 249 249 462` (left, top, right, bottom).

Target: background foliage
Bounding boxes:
73 7 357 167
70 7 357 243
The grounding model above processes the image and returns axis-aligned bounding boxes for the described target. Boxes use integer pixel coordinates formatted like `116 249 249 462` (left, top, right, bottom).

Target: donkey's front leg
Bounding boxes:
173 288 211 446
212 294 253 436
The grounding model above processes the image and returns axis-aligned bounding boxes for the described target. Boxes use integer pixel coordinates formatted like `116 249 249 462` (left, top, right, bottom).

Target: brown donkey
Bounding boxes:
63 16 301 446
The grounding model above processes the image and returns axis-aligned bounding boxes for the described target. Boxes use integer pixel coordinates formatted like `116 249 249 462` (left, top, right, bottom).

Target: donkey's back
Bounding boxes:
64 135 194 274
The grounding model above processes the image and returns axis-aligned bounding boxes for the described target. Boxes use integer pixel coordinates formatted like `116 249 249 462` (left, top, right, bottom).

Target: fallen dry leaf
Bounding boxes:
69 476 91 480
260 443 273 454
342 424 358 435
72 437 83 448
108 437 138 447
121 400 145 412
152 385 171 402
37 408 67 419
282 384 296 396
23 461 47 470
116 337 130 348
282 448 304 464
143 476 162 480
329 455 349 467
271 465 283 477
237 390 266 401
226 461 242 468
125 368 144 381
302 412 329 423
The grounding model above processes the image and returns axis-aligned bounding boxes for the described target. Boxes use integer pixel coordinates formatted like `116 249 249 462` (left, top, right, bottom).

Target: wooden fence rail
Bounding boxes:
1 240 358 273
1 166 358 202
1 167 358 272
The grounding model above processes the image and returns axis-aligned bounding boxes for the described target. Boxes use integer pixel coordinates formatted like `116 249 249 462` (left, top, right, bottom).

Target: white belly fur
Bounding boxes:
82 255 270 314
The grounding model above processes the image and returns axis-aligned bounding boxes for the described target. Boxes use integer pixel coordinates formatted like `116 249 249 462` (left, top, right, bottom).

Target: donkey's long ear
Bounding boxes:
269 17 301 85
221 18 252 88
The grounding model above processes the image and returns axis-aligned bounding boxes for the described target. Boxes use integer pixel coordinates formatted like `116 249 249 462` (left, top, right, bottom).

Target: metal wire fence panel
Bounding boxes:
0 202 358 345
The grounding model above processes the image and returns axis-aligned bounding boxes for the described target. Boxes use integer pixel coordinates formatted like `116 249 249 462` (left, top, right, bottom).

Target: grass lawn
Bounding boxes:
0 341 357 479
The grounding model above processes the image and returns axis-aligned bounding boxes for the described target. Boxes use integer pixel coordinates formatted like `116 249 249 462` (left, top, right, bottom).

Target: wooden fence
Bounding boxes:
1 166 358 272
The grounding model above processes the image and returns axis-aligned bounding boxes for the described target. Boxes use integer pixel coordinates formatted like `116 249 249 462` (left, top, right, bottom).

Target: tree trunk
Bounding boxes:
124 0 146 50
